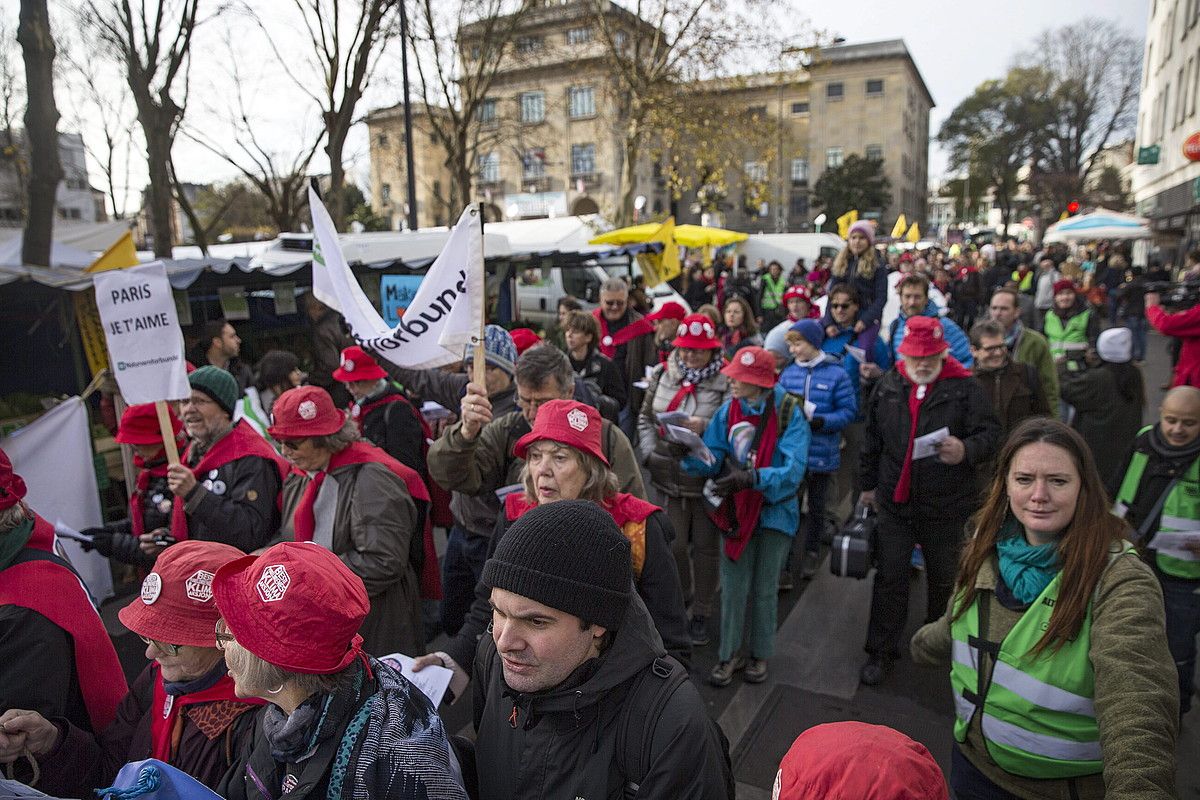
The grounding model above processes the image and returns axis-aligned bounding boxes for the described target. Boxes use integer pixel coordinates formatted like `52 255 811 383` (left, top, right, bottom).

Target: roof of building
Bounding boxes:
815 39 934 107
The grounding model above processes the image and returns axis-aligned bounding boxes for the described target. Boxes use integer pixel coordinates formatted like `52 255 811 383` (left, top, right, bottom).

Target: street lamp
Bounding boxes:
634 195 646 222
814 212 826 233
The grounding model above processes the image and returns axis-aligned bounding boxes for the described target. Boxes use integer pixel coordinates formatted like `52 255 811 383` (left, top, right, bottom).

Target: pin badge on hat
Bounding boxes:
567 408 589 432
186 569 215 603
342 358 355 372
934 327 942 339
677 323 687 337
298 401 318 420
690 321 703 336
141 573 162 605
256 564 291 603
740 352 756 366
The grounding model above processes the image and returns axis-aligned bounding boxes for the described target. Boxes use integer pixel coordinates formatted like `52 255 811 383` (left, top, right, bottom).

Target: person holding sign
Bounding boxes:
1111 386 1200 719
155 367 289 557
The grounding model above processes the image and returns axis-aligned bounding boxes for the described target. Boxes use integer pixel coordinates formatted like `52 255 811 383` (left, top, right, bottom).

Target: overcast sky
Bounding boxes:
5 0 1149 219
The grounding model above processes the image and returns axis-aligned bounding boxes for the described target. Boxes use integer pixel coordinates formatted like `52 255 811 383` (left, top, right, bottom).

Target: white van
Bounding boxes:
514 260 689 327
739 233 844 270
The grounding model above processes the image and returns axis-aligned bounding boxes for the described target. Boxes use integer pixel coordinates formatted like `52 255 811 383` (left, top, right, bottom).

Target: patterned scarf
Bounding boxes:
666 351 724 412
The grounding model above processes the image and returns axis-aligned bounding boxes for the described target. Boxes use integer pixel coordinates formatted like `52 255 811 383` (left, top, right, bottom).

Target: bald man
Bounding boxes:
1111 385 1200 718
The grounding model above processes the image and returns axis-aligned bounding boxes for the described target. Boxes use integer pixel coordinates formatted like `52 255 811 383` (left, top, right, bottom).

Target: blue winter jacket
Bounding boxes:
886 301 974 368
822 329 892 421
682 384 809 537
779 354 858 473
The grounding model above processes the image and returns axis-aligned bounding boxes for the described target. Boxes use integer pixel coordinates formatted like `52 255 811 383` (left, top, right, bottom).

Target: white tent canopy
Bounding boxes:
1042 209 1151 243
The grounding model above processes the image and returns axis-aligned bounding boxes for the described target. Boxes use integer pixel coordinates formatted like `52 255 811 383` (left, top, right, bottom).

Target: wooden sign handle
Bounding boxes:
155 400 181 466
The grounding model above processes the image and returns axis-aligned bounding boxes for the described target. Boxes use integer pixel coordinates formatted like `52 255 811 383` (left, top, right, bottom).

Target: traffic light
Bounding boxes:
1067 200 1080 215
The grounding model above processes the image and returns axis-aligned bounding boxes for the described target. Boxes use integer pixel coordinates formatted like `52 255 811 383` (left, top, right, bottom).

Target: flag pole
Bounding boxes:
472 204 486 390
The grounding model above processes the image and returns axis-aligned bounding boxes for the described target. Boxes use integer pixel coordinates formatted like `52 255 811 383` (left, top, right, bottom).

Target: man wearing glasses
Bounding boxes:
592 278 656 440
149 366 288 559
969 320 1052 444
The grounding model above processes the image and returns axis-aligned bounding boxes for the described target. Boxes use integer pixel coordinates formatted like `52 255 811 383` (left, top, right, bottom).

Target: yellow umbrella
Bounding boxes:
589 217 748 249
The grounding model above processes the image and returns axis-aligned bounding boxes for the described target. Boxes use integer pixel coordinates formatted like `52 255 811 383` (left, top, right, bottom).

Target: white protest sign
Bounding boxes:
93 263 191 404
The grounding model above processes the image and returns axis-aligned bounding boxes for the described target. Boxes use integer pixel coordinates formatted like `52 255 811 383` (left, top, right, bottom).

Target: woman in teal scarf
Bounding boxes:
911 418 1179 800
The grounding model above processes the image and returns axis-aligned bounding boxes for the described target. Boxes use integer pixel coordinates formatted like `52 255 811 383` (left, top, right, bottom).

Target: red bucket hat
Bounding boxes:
332 345 387 383
672 313 721 350
0 448 26 511
212 542 369 675
646 301 687 323
513 399 609 466
721 346 777 388
508 327 543 355
267 386 346 439
897 316 949 358
118 540 245 648
115 403 183 446
783 285 812 305
1052 278 1076 295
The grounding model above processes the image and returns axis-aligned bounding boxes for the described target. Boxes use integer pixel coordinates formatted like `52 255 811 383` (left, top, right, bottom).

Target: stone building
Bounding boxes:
0 132 104 227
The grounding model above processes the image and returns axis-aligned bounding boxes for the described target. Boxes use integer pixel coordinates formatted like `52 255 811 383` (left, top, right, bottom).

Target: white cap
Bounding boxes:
1097 327 1132 364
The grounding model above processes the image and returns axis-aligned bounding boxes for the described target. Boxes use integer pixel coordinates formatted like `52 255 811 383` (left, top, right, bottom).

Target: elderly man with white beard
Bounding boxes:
858 316 1000 687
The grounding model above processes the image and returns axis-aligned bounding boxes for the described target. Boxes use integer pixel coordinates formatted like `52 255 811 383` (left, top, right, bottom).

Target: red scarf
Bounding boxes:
891 357 972 504
131 439 184 538
291 442 440 598
592 309 653 359
0 515 128 731
711 395 781 561
171 422 290 541
149 664 263 762
505 492 658 526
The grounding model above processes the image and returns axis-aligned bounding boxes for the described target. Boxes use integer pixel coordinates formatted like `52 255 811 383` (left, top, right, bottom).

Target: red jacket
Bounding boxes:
1147 303 1200 387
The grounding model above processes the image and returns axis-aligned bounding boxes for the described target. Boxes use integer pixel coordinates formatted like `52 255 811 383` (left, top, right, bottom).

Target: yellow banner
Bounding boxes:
905 222 921 243
76 229 140 376
836 210 859 239
891 214 907 239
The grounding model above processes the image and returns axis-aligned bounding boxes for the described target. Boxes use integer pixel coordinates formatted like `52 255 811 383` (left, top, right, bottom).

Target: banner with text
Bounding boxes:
94 263 190 404
309 186 485 369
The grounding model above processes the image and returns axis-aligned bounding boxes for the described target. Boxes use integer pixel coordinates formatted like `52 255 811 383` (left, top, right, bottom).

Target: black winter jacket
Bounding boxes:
357 386 427 478
470 595 728 800
180 450 282 552
861 369 1001 521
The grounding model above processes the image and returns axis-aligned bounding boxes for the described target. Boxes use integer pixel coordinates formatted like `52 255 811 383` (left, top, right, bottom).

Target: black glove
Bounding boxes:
80 528 113 556
809 416 825 432
713 468 755 497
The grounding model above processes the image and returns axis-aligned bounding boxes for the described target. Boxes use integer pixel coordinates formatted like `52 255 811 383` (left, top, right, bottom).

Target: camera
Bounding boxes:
1146 279 1200 309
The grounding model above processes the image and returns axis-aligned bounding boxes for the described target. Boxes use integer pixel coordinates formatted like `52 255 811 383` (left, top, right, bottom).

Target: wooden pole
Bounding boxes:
155 400 181 465
472 203 486 389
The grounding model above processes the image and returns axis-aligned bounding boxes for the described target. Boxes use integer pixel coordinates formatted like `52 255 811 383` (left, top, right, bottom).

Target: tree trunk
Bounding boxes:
17 0 62 267
326 129 347 231
144 125 176 257
618 132 640 227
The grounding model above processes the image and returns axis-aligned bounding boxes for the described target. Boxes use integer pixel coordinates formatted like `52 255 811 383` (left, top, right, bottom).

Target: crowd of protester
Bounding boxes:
0 228 1196 800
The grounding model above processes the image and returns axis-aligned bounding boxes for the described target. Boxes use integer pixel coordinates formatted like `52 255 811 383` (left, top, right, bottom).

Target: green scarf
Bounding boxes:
0 516 35 571
996 518 1061 605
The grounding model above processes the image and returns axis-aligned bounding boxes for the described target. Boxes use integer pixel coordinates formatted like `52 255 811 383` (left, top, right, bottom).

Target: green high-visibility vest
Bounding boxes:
761 272 787 310
948 550 1134 780
1113 429 1200 579
1010 269 1033 292
1043 309 1090 359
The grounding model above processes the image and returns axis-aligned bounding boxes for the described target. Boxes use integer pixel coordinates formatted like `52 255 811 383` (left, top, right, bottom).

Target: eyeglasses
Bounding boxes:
977 344 1007 354
214 619 236 651
602 300 626 307
278 437 311 452
139 635 181 657
829 303 853 310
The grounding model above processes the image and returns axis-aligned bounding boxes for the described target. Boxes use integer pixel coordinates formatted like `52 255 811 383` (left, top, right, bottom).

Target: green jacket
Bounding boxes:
1013 327 1060 420
912 546 1178 800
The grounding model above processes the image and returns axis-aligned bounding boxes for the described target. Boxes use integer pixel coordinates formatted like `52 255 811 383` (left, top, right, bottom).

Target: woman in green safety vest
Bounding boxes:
1042 280 1100 361
911 417 1179 800
759 260 788 330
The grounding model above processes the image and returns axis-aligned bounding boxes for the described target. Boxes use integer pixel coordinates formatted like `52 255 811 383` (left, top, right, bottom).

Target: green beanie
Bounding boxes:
188 366 238 417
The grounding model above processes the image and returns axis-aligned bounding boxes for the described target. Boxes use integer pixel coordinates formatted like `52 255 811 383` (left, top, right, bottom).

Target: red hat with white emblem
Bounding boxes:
720 346 778 388
267 386 346 439
513 399 609 466
115 403 183 446
646 301 687 323
671 313 721 350
118 540 245 648
332 345 387 383
896 315 949 358
783 285 812 305
212 541 369 674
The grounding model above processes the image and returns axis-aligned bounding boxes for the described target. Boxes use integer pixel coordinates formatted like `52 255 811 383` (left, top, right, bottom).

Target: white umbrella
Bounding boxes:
1042 209 1151 243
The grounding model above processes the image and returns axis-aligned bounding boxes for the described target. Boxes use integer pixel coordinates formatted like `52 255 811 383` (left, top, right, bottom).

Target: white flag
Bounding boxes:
308 186 485 369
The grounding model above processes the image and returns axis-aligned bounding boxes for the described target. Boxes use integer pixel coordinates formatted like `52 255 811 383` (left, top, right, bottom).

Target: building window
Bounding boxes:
520 92 545 124
570 143 596 176
790 158 808 184
477 98 497 124
516 36 542 53
790 101 809 114
825 147 843 168
568 86 595 118
567 26 592 44
469 45 481 60
747 105 768 119
865 145 882 161
866 78 884 96
614 31 627 50
744 161 767 182
477 152 500 183
789 193 809 216
377 133 389 148
381 183 391 203
826 82 843 100
522 148 546 179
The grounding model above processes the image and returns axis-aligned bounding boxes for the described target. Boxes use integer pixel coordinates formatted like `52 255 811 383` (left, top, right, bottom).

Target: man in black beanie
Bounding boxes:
468 500 732 800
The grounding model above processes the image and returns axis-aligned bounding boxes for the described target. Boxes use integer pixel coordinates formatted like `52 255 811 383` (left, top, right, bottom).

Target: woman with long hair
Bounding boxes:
718 295 762 360
911 418 1178 800
822 221 888 359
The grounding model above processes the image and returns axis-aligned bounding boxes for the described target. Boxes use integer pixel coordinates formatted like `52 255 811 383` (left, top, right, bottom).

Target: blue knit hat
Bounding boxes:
466 324 517 376
789 318 825 349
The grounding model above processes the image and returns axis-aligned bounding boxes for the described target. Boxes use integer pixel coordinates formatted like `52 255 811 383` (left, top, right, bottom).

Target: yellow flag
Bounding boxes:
905 222 921 243
836 210 859 239
75 229 140 376
85 229 138 273
1058 210 1069 221
890 214 907 239
636 217 681 288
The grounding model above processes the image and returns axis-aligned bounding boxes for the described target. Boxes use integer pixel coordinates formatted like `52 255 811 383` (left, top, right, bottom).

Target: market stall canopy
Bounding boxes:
1042 209 1151 243
0 220 133 252
589 221 749 248
0 236 95 270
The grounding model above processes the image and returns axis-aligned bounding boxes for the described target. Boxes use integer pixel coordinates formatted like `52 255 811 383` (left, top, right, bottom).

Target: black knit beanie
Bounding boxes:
482 500 631 631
